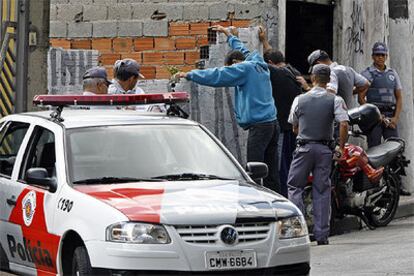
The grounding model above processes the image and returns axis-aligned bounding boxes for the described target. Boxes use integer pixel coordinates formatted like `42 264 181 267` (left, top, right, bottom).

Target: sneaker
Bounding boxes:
317 240 329 246
400 188 411 196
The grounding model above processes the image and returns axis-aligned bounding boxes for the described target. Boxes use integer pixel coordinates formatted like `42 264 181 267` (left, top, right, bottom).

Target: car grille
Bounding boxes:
175 222 271 244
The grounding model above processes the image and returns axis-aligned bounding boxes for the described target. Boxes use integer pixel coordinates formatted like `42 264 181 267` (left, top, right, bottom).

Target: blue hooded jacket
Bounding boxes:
186 35 277 129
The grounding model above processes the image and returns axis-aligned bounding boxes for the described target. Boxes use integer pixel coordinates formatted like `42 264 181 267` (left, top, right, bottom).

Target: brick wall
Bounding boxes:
50 20 250 79
49 0 270 80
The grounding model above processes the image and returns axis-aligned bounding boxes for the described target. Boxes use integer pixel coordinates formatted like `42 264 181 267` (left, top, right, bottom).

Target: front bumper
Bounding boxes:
110 263 310 276
85 223 310 272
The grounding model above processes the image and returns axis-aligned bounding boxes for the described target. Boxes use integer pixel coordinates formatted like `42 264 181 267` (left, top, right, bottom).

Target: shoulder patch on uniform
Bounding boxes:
388 74 395 82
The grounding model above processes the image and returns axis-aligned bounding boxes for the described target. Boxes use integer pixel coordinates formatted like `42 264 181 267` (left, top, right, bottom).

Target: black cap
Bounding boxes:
311 64 331 77
372 42 388 55
307 50 330 73
83 66 111 85
114 59 145 79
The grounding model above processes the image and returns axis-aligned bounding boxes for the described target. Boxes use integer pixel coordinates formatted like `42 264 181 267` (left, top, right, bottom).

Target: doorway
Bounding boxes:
285 1 334 75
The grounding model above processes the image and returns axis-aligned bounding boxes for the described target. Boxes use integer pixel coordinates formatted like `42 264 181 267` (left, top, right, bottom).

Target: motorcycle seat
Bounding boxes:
366 140 402 168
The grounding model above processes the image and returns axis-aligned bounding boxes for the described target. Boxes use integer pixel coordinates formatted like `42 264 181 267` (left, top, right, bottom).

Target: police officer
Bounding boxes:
360 42 402 147
287 64 349 245
360 42 410 196
307 49 370 108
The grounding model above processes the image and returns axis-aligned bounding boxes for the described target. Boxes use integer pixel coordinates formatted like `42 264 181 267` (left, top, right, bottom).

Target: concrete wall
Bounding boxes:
388 0 414 191
47 48 99 94
336 0 389 72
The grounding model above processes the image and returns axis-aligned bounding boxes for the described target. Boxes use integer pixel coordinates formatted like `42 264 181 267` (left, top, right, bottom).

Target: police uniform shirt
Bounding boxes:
326 70 338 93
330 62 369 108
361 65 402 91
288 86 349 126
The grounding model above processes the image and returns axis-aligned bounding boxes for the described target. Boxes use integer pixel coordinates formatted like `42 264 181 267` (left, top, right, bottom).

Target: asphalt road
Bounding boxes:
310 216 414 276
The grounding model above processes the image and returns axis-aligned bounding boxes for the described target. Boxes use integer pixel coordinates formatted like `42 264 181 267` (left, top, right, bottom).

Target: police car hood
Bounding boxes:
74 180 298 225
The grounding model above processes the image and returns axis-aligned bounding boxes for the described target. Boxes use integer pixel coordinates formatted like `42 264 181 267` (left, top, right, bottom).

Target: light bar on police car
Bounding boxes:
33 92 189 106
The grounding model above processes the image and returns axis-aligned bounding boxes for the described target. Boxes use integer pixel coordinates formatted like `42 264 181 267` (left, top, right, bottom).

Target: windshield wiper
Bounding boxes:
73 176 163 184
152 173 236 181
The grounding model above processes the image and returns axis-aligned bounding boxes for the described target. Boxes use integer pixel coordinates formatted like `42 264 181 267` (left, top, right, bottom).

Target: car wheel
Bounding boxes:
0 245 10 272
71 246 109 276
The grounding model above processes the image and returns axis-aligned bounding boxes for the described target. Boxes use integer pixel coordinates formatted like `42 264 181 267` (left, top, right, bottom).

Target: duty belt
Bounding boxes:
297 139 335 149
372 103 396 113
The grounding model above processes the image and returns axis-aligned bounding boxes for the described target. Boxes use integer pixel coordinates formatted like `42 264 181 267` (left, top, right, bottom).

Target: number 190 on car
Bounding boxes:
206 251 257 270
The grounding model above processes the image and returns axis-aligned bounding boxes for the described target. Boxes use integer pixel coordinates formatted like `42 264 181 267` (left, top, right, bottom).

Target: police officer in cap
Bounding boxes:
360 42 402 147
360 42 410 196
287 64 349 245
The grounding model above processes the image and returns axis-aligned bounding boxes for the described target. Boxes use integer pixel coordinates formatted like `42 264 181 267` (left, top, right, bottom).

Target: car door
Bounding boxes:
1 124 61 275
0 121 32 271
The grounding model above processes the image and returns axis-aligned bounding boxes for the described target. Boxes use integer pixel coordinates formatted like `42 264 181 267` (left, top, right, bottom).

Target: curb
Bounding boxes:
395 195 414 219
331 195 414 236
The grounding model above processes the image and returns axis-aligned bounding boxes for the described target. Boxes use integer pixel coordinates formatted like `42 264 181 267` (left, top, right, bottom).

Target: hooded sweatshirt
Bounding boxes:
186 35 277 129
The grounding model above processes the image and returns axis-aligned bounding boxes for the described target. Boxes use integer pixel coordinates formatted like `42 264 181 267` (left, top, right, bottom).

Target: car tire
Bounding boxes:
0 245 10 272
72 246 109 276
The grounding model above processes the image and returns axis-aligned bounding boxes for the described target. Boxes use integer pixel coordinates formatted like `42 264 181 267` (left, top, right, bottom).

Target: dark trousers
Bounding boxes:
247 120 280 193
287 143 333 242
367 123 399 147
279 130 296 197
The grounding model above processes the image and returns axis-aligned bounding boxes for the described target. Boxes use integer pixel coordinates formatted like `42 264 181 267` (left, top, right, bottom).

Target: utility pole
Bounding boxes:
15 0 29 113
15 0 50 112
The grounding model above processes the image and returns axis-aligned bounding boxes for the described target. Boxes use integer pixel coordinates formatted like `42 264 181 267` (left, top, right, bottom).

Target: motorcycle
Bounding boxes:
303 104 410 233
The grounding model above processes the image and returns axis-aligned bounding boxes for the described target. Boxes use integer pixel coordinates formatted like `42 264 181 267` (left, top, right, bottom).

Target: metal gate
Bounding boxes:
0 0 17 118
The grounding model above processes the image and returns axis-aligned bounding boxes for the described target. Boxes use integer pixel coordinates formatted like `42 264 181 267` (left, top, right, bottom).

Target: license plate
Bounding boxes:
206 251 257 270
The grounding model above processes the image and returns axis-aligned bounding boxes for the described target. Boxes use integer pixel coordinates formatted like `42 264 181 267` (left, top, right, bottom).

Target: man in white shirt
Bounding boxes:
306 50 370 108
109 59 145 95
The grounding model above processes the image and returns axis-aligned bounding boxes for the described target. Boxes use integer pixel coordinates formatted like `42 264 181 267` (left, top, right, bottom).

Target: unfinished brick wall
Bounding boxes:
49 0 277 80
50 20 251 79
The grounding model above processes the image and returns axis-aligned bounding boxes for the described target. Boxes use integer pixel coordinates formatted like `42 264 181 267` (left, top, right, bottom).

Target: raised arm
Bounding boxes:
211 25 250 58
175 63 248 88
258 26 272 51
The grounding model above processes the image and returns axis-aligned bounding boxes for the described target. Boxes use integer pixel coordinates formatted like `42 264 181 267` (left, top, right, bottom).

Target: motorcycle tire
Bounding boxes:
368 172 400 227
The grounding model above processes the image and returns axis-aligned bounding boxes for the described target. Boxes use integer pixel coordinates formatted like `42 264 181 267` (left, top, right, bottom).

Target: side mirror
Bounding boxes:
246 162 268 183
26 168 57 193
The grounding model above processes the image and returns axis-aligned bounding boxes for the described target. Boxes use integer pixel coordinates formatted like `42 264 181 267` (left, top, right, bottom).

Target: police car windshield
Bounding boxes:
66 125 245 184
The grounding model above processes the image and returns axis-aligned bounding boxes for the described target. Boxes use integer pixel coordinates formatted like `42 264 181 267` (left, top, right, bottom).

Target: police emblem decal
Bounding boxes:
388 74 395 82
22 191 36 226
220 226 238 245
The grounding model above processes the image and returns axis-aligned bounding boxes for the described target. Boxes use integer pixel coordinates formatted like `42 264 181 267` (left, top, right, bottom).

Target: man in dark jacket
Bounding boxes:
259 28 302 197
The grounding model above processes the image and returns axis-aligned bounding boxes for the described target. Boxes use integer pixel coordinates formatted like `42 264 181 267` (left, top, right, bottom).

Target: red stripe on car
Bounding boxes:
75 184 164 223
8 188 61 275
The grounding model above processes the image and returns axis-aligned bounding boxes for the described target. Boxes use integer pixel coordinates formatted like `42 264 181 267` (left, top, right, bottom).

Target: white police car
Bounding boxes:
0 93 310 275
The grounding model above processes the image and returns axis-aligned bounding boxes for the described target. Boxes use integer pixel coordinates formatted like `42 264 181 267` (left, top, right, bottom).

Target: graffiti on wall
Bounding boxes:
48 48 99 95
346 0 365 54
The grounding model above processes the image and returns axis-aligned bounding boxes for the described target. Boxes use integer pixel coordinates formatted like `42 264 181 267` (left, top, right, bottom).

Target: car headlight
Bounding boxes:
278 216 308 239
106 222 171 244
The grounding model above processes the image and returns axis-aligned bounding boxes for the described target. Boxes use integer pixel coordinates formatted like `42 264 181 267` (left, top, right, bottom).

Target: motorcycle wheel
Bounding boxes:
368 172 400 227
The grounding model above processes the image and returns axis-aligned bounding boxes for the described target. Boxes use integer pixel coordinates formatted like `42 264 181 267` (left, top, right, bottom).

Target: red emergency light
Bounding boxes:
33 92 189 106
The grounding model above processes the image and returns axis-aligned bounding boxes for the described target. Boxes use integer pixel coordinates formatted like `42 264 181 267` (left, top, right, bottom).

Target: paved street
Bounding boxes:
310 216 414 276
